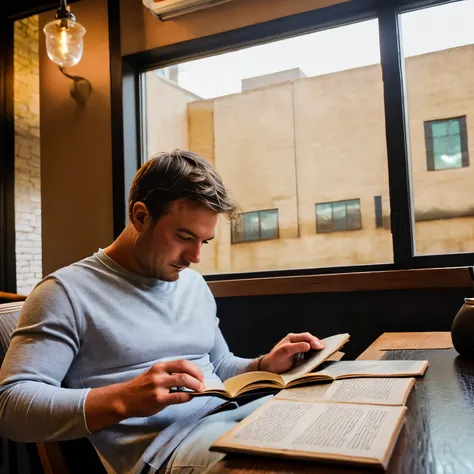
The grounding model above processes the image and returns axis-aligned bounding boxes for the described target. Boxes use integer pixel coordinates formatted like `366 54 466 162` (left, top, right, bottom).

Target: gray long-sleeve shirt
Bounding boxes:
0 249 251 473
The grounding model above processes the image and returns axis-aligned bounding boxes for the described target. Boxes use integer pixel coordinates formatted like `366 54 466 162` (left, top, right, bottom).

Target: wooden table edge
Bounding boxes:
356 331 453 361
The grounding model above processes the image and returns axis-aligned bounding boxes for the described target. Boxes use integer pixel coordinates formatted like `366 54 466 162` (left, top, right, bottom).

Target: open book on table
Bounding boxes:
189 332 428 400
190 333 350 400
211 376 417 469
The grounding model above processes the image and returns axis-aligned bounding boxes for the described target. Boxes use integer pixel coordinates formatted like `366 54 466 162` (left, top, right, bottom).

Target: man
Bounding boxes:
0 150 324 474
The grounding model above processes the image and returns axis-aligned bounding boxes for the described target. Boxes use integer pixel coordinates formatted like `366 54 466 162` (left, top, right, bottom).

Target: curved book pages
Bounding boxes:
184 333 428 400
188 333 350 400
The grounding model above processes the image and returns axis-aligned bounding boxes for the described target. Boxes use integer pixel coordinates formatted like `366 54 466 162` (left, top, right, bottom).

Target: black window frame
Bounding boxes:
231 209 280 244
424 116 469 171
109 0 474 281
316 199 362 234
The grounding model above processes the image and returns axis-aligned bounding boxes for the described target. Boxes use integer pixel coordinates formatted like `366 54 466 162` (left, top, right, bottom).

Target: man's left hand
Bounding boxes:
260 332 324 374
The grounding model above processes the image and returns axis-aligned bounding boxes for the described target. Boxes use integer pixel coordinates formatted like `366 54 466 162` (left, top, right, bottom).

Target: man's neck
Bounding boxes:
104 224 145 277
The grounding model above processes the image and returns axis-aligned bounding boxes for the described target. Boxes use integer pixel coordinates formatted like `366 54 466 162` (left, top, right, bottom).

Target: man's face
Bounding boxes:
133 198 218 281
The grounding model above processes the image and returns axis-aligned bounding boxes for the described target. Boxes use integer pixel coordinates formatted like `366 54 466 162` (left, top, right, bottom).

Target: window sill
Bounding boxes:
207 266 472 298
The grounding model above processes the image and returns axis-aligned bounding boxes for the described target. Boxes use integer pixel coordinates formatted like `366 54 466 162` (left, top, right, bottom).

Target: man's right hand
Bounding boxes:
85 359 205 433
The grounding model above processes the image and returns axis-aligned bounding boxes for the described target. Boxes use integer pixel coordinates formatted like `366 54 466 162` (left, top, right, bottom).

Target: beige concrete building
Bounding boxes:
146 44 474 275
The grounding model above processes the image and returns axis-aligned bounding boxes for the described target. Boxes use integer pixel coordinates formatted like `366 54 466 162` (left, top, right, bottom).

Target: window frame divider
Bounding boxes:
378 5 415 269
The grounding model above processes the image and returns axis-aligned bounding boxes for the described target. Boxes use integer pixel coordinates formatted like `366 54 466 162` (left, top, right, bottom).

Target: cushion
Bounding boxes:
0 302 23 359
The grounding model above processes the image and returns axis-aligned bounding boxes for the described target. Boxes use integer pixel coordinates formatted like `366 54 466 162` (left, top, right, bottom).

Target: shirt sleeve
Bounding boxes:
0 277 91 442
209 322 253 381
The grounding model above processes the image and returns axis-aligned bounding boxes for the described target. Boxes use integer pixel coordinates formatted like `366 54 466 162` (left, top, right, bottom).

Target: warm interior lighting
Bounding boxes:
44 18 85 68
43 1 91 105
60 27 69 57
43 1 86 68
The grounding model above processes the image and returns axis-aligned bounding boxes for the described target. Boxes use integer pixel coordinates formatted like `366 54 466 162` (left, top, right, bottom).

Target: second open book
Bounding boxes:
191 333 428 400
211 377 416 469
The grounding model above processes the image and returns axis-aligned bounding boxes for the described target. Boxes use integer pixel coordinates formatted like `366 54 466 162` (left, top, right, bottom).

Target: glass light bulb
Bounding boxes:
43 18 86 68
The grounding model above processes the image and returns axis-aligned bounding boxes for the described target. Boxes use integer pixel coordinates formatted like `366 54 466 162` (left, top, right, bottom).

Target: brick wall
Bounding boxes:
14 16 42 295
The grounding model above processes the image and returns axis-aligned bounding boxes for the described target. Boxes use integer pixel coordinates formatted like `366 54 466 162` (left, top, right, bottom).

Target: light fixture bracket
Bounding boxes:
59 67 92 106
55 0 76 21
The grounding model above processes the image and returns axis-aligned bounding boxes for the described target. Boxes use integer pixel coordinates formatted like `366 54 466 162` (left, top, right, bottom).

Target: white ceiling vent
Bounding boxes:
143 0 235 20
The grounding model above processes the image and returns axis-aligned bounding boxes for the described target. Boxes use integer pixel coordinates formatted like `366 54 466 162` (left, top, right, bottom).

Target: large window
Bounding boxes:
316 200 361 233
231 210 279 244
401 0 474 257
129 0 474 278
142 18 393 274
424 117 469 171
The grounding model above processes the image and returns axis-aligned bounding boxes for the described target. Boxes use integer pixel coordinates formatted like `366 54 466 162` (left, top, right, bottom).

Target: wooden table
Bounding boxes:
205 332 472 474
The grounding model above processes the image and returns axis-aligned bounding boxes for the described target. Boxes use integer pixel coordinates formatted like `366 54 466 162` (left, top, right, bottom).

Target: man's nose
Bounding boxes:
184 244 201 264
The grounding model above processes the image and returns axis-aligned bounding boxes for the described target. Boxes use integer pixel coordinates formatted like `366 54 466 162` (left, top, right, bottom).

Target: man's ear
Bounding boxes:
131 202 150 231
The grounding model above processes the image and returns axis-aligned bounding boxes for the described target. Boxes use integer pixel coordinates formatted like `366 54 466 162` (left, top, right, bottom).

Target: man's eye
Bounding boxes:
202 241 209 245
177 234 192 241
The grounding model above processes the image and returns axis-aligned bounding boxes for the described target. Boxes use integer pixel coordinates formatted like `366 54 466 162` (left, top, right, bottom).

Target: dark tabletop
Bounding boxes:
381 348 474 474
206 348 474 474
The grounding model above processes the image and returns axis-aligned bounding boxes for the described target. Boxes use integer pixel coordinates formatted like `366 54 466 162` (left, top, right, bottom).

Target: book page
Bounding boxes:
275 377 415 406
281 333 350 385
203 378 227 392
212 398 405 468
316 360 428 379
223 371 284 397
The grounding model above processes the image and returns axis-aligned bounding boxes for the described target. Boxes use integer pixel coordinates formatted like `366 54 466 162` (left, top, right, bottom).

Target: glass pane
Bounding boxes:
432 120 462 170
243 212 260 242
332 202 347 231
143 19 393 274
316 203 333 233
401 1 474 255
259 210 278 240
231 215 244 243
14 16 43 294
346 200 361 230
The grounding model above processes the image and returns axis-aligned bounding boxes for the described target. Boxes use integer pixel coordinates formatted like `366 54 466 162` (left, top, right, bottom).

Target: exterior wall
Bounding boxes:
405 46 474 254
183 45 474 274
187 101 215 167
14 16 42 294
242 68 306 91
146 72 200 157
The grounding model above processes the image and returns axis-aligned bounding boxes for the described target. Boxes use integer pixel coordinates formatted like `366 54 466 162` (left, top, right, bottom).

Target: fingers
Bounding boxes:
160 391 193 406
285 332 324 350
161 359 205 384
162 373 204 392
277 341 311 358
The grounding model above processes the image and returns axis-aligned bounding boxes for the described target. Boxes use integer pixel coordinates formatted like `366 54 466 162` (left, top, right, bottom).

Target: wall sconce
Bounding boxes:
43 0 92 105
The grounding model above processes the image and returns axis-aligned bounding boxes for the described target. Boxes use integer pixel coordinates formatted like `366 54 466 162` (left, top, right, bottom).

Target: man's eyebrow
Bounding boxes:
177 228 215 241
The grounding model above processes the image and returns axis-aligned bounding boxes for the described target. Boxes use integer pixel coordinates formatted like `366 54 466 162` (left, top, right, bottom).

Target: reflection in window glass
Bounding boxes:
315 203 332 233
316 200 361 233
243 212 260 242
424 117 468 171
260 210 279 240
401 0 474 255
143 19 393 274
346 200 362 230
232 210 279 243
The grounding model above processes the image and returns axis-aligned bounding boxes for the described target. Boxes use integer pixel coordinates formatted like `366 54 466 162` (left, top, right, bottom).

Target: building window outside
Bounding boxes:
316 200 361 233
374 196 383 228
424 116 469 171
231 209 279 244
